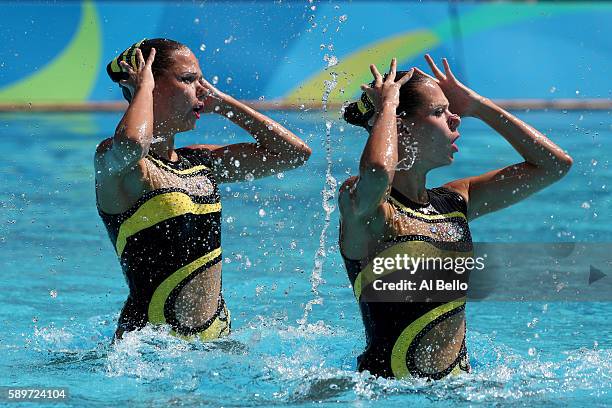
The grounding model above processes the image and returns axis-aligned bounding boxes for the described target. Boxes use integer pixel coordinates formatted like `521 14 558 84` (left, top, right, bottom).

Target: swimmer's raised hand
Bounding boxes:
118 48 156 100
421 54 482 117
361 58 413 112
197 77 228 113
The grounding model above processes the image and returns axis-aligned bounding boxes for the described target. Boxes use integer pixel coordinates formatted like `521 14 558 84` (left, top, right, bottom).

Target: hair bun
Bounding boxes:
343 92 375 128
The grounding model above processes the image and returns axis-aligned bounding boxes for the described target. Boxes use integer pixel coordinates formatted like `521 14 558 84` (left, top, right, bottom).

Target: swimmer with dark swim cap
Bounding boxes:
338 56 573 379
96 38 311 341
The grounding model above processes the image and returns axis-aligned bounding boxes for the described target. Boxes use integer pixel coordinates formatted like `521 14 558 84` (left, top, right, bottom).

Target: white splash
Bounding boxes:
298 73 338 326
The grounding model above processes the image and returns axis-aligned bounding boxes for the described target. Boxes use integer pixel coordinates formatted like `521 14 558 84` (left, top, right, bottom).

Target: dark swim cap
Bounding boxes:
106 39 147 83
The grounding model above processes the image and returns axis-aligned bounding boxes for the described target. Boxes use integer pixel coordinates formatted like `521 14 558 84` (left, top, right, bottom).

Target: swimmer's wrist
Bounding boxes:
135 82 155 94
377 101 399 113
212 93 243 115
470 96 495 119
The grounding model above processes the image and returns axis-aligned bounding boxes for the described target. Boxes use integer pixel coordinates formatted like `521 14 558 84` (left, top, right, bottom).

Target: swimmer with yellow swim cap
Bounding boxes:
339 55 573 379
96 38 311 341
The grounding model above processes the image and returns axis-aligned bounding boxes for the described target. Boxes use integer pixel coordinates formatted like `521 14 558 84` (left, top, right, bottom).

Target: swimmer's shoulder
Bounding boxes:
95 137 113 156
338 176 359 212
339 176 359 194
441 179 469 204
94 137 147 175
339 175 390 228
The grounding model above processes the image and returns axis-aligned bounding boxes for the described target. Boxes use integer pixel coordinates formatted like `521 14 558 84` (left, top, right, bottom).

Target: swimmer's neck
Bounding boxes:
392 167 429 205
149 132 177 161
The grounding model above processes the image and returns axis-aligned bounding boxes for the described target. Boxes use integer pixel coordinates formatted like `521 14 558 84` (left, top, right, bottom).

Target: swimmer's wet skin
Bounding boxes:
98 148 230 340
339 55 572 381
342 187 472 379
97 38 311 342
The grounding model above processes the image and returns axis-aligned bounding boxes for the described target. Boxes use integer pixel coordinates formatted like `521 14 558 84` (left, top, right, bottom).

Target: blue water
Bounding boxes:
0 110 610 406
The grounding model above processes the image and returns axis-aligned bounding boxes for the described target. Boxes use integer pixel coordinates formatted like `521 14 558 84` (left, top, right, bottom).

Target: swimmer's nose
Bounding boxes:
448 113 461 132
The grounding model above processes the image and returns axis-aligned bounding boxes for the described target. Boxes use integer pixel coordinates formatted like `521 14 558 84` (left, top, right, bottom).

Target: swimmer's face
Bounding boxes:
398 80 461 168
152 48 206 134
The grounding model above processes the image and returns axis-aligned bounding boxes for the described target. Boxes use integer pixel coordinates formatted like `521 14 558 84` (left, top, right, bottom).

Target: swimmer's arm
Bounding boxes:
347 102 399 218
95 49 156 177
444 99 573 220
187 141 309 182
341 62 411 218
423 55 573 220
195 86 311 182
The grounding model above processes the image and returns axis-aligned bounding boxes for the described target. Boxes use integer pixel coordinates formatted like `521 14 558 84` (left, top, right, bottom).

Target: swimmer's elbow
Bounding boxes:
296 145 312 165
281 144 311 169
547 153 573 181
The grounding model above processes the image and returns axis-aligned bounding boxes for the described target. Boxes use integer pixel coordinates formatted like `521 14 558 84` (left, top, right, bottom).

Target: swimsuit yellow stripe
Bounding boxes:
148 247 222 324
353 240 472 300
115 192 221 257
389 196 466 221
147 155 210 176
170 306 231 342
390 297 466 379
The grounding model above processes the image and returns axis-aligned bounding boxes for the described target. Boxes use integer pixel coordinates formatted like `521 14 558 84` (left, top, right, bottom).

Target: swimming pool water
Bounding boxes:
0 110 610 406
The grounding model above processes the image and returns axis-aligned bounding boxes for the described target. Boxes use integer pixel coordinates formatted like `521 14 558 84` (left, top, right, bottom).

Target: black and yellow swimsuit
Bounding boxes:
97 148 230 341
341 187 473 379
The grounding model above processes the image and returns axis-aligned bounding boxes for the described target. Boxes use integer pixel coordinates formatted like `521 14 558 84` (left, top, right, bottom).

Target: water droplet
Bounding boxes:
194 18 200 24
581 201 591 209
212 75 219 85
226 77 232 84
258 208 266 217
339 14 348 23
324 54 338 67
199 43 206 52
226 111 234 118
49 290 57 298
549 86 556 93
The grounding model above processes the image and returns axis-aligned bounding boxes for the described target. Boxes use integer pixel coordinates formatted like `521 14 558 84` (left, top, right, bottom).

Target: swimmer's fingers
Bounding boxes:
135 48 146 71
118 60 134 75
386 58 397 82
370 64 383 87
199 77 219 97
144 47 156 69
424 54 446 81
396 68 414 86
442 58 458 82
